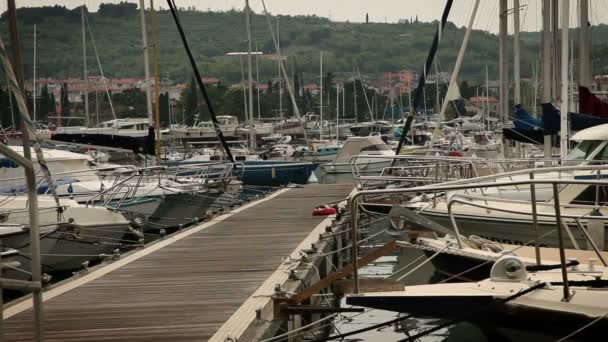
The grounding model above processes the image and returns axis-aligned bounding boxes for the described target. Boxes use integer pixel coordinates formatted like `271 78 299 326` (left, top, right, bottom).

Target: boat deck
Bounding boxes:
3 183 354 342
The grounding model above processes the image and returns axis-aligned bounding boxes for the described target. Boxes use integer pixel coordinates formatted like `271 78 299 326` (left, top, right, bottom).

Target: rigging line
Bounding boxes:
257 313 339 342
555 312 608 342
393 0 454 159
0 30 63 216
396 282 547 342
84 9 116 121
437 228 557 284
315 314 413 342
167 0 235 164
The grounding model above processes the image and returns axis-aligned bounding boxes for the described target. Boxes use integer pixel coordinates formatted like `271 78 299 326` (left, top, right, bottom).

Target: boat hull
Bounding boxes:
238 161 318 186
322 159 392 174
2 222 130 280
417 210 606 250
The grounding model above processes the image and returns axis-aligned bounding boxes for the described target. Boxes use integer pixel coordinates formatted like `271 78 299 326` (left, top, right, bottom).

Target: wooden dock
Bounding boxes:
3 183 354 342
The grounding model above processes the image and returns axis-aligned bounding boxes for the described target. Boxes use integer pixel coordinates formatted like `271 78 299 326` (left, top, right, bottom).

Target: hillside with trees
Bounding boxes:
1 3 607 127
0 3 551 83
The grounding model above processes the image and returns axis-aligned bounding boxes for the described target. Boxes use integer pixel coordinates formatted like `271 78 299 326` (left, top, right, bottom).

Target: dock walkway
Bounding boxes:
4 183 354 341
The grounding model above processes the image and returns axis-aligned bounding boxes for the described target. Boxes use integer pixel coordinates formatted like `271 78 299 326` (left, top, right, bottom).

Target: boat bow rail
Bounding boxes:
349 167 608 293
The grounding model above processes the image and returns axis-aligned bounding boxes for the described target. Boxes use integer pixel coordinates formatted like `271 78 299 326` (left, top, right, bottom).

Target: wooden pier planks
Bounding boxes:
3 184 354 342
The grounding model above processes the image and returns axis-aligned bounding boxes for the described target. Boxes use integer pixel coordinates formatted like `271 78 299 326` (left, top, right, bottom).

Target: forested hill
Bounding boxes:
2 3 608 84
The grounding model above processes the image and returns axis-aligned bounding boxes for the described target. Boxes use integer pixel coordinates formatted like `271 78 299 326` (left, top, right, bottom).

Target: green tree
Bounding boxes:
60 82 70 118
183 76 198 125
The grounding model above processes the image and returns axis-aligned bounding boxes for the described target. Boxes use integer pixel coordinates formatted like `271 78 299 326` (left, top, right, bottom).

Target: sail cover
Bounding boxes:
579 86 608 118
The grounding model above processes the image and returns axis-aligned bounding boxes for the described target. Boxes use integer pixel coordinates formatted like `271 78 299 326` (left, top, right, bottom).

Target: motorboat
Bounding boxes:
55 118 150 137
347 254 608 340
0 195 132 280
52 118 156 155
169 115 238 140
322 136 395 174
294 140 342 162
275 118 306 136
349 121 394 137
237 122 274 139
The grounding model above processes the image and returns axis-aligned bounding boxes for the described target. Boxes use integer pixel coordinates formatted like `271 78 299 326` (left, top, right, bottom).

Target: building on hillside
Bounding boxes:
467 96 499 113
303 84 320 96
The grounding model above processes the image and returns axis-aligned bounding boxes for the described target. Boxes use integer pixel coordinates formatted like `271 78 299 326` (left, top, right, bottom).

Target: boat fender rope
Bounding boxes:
526 259 579 272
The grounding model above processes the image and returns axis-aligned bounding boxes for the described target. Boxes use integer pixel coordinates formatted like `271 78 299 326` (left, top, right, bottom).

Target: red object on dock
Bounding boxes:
447 151 465 157
312 206 336 216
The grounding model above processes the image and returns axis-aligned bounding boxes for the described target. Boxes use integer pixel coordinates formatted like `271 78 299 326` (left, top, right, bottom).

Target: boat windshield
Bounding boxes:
361 144 392 152
564 140 605 164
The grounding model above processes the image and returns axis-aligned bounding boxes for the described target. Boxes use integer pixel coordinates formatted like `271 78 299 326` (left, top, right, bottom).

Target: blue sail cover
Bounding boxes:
541 103 608 135
504 103 608 145
513 105 543 130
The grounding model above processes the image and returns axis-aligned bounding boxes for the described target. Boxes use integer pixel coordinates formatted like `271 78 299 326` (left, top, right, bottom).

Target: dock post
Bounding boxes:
552 183 570 302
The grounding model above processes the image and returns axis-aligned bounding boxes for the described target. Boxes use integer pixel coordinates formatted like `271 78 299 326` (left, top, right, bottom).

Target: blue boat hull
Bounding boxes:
164 160 318 186
237 161 319 186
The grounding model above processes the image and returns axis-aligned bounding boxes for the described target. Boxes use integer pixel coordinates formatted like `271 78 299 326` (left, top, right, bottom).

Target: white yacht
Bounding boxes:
1 195 132 279
169 115 238 140
404 124 608 250
322 136 395 174
236 122 274 139
56 118 151 137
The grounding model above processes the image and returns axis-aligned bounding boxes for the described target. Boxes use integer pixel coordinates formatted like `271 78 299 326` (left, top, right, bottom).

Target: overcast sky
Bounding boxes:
10 0 608 33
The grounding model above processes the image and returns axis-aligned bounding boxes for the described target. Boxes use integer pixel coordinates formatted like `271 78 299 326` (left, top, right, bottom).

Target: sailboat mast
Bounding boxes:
81 7 89 127
389 72 394 123
278 18 282 118
434 59 440 113
33 23 36 123
320 51 323 140
336 83 339 141
245 0 255 152
513 0 521 105
579 0 591 88
256 40 261 121
353 61 358 122
499 0 509 157
150 0 161 161
541 0 552 159
430 0 481 146
139 0 153 127
560 0 569 159
485 64 489 130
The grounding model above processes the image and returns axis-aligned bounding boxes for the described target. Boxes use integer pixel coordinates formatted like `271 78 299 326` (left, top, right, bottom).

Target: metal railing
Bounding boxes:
349 154 562 190
349 173 608 302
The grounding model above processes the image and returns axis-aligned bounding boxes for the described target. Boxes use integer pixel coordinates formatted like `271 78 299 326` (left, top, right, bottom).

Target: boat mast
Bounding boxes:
336 83 339 141
430 0 480 146
579 0 591 89
392 0 454 158
389 72 394 124
499 0 509 157
81 6 89 127
560 0 569 159
245 0 255 153
353 60 358 122
485 64 489 130
139 0 153 128
513 0 521 106
434 59 440 114
33 23 36 123
542 0 552 159
320 51 323 140
278 18 282 118
260 1 303 128
256 40 261 121
150 0 161 161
